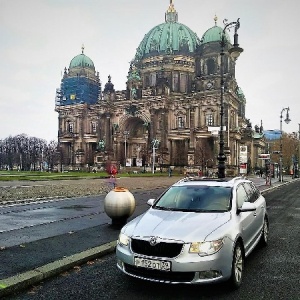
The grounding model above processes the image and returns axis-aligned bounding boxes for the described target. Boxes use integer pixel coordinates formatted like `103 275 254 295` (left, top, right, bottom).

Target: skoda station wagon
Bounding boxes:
116 177 269 289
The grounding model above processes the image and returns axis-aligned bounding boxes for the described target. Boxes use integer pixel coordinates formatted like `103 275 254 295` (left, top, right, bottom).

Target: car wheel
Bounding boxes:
259 217 269 247
229 242 244 289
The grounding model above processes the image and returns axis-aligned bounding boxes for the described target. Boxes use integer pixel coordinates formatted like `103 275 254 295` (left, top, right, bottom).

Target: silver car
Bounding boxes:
116 177 269 289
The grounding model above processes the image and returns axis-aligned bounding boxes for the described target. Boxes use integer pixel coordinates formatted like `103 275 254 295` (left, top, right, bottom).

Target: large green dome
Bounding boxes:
69 46 95 69
134 2 200 60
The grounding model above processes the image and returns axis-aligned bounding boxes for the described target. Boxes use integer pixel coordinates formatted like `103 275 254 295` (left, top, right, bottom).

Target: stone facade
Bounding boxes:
55 2 265 175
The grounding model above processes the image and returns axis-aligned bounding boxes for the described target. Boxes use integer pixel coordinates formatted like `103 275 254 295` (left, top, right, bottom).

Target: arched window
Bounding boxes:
150 72 156 86
196 60 201 77
68 122 74 133
224 57 229 73
205 113 214 126
178 116 185 128
180 73 187 93
91 122 97 133
145 75 150 87
172 73 179 92
206 59 215 75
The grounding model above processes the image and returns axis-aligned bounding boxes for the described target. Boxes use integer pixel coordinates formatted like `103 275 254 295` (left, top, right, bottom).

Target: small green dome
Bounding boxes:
201 25 231 44
69 46 94 69
134 3 200 60
236 86 244 96
236 86 246 102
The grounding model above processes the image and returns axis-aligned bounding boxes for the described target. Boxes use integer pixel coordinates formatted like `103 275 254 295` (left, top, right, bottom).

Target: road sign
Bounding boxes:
272 151 280 154
258 154 270 159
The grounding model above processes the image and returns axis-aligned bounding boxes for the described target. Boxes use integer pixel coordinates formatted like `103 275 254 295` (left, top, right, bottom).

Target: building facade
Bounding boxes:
55 1 265 175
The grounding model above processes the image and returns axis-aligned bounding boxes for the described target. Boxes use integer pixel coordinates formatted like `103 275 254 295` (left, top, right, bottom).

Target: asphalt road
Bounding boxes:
3 180 300 300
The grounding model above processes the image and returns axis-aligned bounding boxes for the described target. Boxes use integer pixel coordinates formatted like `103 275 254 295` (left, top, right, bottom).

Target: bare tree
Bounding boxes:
0 134 58 171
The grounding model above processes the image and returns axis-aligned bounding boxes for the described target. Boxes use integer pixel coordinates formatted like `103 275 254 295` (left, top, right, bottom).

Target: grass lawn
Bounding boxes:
0 170 180 181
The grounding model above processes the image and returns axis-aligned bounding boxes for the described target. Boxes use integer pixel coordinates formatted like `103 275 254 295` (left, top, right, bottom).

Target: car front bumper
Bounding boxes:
116 239 234 284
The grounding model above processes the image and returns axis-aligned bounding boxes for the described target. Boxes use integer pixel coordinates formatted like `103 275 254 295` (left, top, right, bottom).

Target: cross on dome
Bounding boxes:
214 15 218 26
167 0 176 13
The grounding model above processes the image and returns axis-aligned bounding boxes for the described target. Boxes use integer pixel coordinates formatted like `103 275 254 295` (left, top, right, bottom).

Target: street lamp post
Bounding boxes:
218 19 243 178
279 107 291 182
124 131 129 167
151 139 160 174
298 123 300 178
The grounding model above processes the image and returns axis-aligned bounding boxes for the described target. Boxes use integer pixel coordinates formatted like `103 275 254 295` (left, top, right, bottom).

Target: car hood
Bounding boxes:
123 209 231 242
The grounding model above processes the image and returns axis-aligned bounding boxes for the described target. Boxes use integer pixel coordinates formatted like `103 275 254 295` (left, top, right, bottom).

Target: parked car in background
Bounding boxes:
116 176 269 289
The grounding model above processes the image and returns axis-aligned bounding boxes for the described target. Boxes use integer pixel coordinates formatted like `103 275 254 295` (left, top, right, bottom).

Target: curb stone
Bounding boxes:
0 241 117 298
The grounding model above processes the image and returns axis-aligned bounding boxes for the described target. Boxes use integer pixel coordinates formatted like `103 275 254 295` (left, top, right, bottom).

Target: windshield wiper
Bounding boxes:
154 205 173 211
194 209 227 212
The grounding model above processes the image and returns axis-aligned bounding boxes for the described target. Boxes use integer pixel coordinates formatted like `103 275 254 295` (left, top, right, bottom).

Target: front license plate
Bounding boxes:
134 257 171 271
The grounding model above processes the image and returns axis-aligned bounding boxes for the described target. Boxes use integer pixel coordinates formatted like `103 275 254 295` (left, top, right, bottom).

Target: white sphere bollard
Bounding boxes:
104 187 136 225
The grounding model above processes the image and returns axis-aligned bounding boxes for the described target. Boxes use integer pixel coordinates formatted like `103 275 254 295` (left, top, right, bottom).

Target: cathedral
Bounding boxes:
55 1 265 175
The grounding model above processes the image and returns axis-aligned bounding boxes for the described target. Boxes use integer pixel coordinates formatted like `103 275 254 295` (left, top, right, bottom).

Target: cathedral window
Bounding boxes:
178 116 185 128
224 57 229 73
196 60 201 77
91 122 97 133
207 59 216 75
68 122 74 133
150 72 156 86
172 73 179 92
145 75 150 87
180 73 187 93
205 113 214 126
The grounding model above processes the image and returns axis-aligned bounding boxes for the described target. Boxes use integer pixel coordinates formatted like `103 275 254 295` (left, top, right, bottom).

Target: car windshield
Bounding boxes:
154 185 232 212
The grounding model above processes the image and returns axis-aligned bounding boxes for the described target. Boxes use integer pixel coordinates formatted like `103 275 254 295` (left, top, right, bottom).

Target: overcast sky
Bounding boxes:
1 0 299 142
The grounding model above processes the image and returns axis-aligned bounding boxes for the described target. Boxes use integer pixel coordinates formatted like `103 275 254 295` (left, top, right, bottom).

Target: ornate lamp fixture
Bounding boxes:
218 18 243 178
279 107 291 182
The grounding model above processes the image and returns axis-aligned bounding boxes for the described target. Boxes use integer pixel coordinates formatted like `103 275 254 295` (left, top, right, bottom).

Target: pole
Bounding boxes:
217 18 242 179
298 123 300 178
279 107 291 182
279 112 283 182
41 149 44 172
152 143 155 174
218 34 226 178
124 131 129 168
124 135 127 167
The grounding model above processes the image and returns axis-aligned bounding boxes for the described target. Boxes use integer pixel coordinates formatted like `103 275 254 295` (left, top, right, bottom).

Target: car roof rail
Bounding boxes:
178 177 230 183
229 176 248 183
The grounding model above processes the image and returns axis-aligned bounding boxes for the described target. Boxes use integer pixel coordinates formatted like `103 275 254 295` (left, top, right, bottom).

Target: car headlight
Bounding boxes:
118 233 131 246
189 238 224 256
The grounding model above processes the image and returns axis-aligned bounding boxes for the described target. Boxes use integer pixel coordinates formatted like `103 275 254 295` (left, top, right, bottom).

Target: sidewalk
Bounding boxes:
0 175 296 297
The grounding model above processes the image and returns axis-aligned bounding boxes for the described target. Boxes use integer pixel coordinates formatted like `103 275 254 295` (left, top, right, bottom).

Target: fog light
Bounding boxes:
198 270 222 279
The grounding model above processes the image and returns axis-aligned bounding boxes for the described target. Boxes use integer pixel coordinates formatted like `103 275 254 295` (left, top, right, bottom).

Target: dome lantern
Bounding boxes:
165 0 178 23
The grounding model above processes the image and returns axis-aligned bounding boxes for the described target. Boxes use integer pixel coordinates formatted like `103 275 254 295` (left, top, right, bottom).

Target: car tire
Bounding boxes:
259 217 269 247
229 242 244 289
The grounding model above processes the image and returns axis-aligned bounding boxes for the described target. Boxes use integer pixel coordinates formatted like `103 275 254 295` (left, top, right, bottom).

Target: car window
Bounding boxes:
236 184 248 208
250 182 261 200
243 182 259 203
155 186 231 211
154 187 180 208
243 183 255 203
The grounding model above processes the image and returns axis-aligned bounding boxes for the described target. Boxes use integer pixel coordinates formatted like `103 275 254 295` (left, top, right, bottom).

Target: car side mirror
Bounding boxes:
147 198 155 206
237 202 256 214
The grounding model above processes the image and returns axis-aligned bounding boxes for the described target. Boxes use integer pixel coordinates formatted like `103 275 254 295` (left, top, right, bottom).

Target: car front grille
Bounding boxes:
124 263 195 283
131 238 183 258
